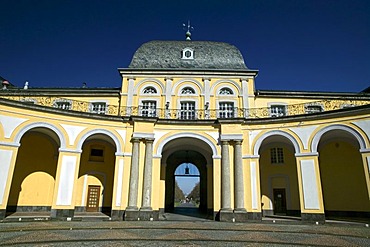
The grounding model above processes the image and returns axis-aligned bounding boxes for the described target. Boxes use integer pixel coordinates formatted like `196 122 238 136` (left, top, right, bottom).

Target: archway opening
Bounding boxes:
75 134 116 217
258 135 301 218
161 137 213 220
174 162 200 208
318 129 370 220
7 128 60 216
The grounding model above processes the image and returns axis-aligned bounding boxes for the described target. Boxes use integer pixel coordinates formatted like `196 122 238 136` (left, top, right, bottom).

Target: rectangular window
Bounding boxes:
91 102 106 114
219 102 234 118
271 147 284 164
89 147 104 162
141 101 157 117
55 101 71 110
270 105 286 117
306 105 323 114
180 101 195 120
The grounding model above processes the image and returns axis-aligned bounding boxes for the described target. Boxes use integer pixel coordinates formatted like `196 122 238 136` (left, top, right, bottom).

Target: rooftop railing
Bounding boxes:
1 95 369 120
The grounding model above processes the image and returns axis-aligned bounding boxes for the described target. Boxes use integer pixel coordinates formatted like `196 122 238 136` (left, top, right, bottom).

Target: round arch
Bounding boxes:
134 78 165 95
171 79 203 95
253 130 301 156
155 132 218 157
210 79 242 96
14 122 66 149
311 124 366 152
76 129 122 153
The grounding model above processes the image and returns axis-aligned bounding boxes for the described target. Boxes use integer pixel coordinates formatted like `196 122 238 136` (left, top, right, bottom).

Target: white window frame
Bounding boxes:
268 103 287 117
53 99 72 110
218 101 235 118
141 86 159 95
89 101 107 114
305 103 324 114
140 100 157 117
179 101 196 120
270 147 284 164
218 87 234 96
181 47 194 60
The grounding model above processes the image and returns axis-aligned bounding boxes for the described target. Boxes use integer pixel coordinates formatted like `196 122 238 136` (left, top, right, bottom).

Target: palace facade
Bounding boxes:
1 39 370 222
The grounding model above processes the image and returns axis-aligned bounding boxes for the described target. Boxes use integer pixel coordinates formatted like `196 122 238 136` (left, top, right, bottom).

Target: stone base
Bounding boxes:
0 209 5 220
247 212 262 221
111 210 125 221
124 209 140 221
233 210 248 222
301 213 325 223
50 209 74 220
139 208 154 221
219 209 234 222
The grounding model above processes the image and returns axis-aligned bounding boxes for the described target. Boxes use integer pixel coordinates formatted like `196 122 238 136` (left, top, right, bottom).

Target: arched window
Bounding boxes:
219 87 233 95
143 86 157 94
181 87 195 95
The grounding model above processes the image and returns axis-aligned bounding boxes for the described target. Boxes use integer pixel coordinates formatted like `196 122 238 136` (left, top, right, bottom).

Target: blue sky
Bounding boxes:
1 0 369 92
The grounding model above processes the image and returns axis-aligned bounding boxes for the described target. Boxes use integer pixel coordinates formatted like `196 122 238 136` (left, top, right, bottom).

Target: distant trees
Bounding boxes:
174 180 185 202
187 182 200 204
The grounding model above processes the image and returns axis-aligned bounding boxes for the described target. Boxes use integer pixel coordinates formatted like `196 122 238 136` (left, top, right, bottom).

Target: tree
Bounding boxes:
174 180 185 202
187 181 200 204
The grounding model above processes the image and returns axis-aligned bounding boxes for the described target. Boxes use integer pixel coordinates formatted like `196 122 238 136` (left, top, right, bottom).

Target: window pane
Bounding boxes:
180 102 195 119
219 102 234 118
141 101 156 117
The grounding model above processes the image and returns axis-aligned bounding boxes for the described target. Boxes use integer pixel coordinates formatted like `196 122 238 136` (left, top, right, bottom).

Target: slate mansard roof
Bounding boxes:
128 40 250 71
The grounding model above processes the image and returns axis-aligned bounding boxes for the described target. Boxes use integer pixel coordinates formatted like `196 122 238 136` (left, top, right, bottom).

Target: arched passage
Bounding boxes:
161 137 213 219
257 134 301 217
7 127 61 216
317 128 370 218
74 133 117 216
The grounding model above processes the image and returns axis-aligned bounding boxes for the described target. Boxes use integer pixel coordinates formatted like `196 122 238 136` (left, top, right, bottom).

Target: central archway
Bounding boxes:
161 137 214 219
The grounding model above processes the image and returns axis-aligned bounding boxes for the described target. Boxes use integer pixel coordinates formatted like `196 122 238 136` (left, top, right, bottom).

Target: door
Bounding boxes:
86 185 100 212
273 188 287 215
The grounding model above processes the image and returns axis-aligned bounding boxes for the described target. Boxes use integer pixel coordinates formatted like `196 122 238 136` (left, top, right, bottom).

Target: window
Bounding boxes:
271 147 284 164
219 87 233 95
141 101 157 117
89 146 104 162
55 101 71 110
270 105 286 117
219 102 234 118
181 48 194 59
91 102 106 114
180 101 195 120
181 87 195 95
305 105 323 114
143 86 157 94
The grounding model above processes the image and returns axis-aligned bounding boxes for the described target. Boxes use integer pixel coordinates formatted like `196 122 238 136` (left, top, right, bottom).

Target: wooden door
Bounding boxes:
86 185 100 212
273 188 287 215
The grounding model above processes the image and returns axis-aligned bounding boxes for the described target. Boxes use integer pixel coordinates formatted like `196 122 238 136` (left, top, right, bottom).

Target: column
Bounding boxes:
0 143 19 220
296 153 325 222
127 138 140 210
140 138 154 220
51 149 81 220
221 140 231 210
233 140 245 211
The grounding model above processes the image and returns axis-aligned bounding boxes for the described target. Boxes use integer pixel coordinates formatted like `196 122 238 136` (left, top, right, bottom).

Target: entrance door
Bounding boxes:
273 188 287 215
86 185 100 212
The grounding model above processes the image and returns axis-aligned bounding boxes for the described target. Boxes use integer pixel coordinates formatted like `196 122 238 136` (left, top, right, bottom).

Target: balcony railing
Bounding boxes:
1 95 369 120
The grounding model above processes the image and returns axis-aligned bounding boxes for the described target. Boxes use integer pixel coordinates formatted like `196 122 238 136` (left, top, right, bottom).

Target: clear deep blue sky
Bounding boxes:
1 0 369 92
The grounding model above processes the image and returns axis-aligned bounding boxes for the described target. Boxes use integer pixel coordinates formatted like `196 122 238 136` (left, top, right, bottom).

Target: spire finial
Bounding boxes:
183 21 194 41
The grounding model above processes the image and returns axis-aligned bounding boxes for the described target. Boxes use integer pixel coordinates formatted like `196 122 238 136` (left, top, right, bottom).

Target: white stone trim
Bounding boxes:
250 161 258 210
115 159 124 207
300 159 320 210
253 130 300 156
56 155 77 206
289 126 317 150
156 132 218 157
14 122 67 149
60 124 86 146
311 124 366 152
0 115 28 138
367 157 370 175
58 148 82 154
171 78 203 95
126 78 135 108
241 79 249 116
295 152 319 157
360 148 370 153
243 155 260 159
0 149 13 205
220 134 243 141
210 79 241 96
134 79 164 95
0 141 20 147
76 129 122 153
132 132 155 139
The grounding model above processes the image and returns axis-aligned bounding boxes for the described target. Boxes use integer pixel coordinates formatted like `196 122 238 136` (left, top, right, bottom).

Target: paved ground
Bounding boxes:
1 218 369 246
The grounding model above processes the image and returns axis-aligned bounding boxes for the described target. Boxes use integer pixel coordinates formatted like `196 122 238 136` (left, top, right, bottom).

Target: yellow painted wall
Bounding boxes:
8 132 58 207
319 140 370 211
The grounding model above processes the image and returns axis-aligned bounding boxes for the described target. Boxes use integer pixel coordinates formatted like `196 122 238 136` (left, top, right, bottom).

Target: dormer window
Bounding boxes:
181 48 194 60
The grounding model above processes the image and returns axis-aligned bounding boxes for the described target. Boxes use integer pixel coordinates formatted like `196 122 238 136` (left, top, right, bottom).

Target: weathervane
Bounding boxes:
183 21 194 41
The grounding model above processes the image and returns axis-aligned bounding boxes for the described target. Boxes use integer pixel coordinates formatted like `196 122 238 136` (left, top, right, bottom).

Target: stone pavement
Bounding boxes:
0 220 369 246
